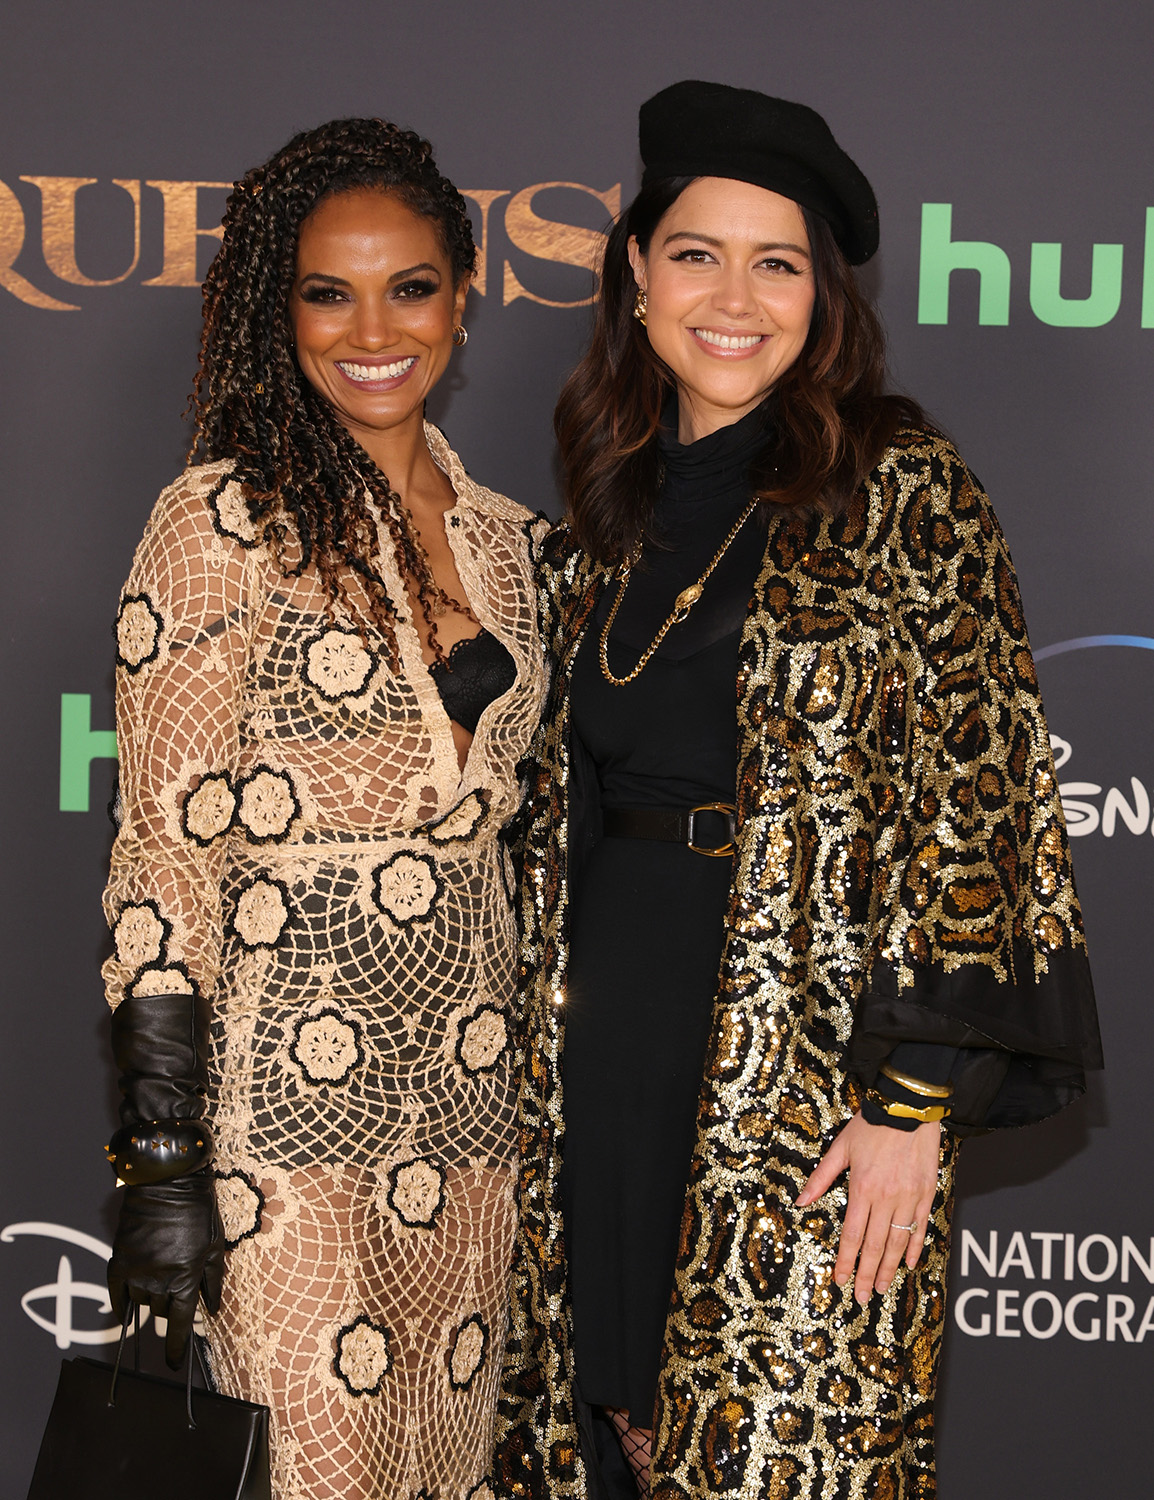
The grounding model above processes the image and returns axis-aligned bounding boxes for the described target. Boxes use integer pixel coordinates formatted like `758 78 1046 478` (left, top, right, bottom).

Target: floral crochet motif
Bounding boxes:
386 1158 446 1228
229 877 292 949
115 593 164 673
425 789 490 846
181 772 236 846
236 767 300 843
448 1315 489 1391
207 474 262 548
302 627 377 702
113 901 169 970
214 1169 265 1247
372 852 444 927
129 962 195 999
289 1008 364 1086
334 1314 392 1397
456 1005 508 1076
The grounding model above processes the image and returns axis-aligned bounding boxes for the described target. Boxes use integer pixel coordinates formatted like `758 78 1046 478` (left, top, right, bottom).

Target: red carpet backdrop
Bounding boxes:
1 1 1150 1494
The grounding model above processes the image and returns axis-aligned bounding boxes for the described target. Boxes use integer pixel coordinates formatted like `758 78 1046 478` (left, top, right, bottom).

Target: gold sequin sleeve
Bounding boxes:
846 441 1101 1129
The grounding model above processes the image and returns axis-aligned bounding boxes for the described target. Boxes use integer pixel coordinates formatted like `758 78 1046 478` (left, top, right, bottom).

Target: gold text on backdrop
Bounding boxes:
0 176 620 308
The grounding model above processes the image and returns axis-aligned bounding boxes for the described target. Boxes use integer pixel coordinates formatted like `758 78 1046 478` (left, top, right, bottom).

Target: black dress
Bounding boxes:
561 403 771 1423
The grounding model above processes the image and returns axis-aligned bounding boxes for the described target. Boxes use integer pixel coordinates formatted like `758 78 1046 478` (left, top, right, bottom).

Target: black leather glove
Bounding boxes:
108 1176 225 1366
105 993 225 1367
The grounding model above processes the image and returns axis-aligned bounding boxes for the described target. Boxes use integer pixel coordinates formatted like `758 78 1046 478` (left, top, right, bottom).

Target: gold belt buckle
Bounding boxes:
687 802 737 857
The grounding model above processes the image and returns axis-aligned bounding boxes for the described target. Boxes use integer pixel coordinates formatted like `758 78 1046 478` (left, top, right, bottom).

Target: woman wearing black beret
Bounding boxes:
494 81 1101 1498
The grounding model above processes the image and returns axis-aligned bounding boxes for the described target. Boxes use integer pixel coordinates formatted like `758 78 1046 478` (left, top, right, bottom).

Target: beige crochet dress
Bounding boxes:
103 426 545 1500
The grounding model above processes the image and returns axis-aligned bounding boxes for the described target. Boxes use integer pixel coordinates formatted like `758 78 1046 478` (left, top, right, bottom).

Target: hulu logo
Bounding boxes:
59 693 117 811
917 204 1154 327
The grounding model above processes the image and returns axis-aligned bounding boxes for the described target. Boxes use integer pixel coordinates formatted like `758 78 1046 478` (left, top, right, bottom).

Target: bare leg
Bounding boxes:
208 1162 515 1499
604 1407 652 1498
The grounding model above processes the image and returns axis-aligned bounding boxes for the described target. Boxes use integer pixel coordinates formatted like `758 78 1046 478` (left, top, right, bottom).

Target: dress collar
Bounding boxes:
424 421 529 523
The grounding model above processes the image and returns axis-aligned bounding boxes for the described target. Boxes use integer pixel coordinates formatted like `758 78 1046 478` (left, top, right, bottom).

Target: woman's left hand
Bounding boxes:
796 1112 942 1304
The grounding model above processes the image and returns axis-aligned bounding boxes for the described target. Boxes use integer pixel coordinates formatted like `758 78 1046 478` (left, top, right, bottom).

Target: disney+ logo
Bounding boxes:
1052 736 1153 838
1 1221 157 1348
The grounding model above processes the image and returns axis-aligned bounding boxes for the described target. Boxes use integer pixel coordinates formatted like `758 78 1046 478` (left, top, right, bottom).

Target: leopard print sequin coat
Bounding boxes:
493 431 1099 1500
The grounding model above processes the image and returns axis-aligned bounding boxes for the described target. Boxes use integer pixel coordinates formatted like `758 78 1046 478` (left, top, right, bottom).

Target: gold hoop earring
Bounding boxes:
452 325 468 347
632 290 647 326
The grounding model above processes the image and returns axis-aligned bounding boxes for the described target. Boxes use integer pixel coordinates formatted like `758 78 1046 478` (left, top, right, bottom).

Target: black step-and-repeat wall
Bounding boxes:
2 2 1150 1494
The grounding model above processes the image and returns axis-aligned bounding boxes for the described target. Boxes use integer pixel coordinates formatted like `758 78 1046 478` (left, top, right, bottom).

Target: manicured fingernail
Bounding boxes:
835 1274 849 1286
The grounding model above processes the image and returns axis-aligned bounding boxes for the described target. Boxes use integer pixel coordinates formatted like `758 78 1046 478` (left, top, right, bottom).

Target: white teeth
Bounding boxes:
337 357 417 382
693 329 764 350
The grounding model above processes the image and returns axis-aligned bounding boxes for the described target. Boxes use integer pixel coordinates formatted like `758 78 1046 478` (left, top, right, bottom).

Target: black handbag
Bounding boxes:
26 1308 271 1500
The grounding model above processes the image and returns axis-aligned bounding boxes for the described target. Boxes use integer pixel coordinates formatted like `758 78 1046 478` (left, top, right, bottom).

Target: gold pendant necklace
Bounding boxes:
598 495 759 686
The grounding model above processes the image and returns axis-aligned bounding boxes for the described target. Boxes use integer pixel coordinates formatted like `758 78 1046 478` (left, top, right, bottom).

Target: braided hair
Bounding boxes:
189 117 477 665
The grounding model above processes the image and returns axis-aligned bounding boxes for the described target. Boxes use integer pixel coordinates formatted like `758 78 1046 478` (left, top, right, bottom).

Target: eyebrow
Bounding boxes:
662 231 810 256
297 262 443 287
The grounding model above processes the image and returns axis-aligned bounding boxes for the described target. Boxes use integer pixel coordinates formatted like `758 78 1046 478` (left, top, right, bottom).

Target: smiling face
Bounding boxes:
628 177 817 443
290 187 467 460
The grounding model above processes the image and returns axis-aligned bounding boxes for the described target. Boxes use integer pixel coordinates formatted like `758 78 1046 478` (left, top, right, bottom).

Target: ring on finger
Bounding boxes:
890 1220 918 1234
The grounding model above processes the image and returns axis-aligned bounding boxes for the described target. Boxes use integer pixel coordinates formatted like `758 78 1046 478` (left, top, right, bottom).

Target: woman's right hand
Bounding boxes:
106 994 223 1366
107 1175 224 1367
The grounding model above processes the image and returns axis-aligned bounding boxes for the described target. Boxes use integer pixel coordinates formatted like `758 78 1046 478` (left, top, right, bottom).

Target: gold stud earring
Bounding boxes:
633 290 647 326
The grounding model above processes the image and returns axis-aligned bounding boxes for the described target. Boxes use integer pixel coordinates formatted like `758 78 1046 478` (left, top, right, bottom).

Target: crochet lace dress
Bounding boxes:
102 426 545 1500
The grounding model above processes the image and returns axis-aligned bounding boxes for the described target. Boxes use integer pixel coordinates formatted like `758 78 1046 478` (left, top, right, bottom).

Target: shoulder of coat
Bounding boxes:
538 515 580 563
539 520 608 596
867 426 990 523
872 425 971 482
850 426 1009 591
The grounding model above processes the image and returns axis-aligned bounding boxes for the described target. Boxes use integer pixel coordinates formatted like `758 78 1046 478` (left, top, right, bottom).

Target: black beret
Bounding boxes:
639 80 879 265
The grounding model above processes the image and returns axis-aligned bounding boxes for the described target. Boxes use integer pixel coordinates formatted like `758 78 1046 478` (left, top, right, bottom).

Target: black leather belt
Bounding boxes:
602 803 737 857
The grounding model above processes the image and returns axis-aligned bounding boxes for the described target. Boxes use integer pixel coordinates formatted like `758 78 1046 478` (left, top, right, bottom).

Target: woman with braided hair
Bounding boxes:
102 117 545 1498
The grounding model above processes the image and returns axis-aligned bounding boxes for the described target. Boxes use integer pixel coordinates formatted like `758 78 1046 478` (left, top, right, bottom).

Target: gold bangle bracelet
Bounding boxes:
878 1062 954 1099
865 1089 952 1124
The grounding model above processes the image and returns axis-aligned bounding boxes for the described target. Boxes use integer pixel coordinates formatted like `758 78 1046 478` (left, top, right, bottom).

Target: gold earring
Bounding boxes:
633 290 647 326
452 325 468 347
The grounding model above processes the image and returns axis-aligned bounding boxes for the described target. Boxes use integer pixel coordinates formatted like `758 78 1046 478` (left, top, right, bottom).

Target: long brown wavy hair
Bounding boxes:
189 117 477 664
556 177 931 564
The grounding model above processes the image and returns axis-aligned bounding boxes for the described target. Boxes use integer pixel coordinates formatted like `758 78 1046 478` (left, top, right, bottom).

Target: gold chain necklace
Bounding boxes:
598 495 760 685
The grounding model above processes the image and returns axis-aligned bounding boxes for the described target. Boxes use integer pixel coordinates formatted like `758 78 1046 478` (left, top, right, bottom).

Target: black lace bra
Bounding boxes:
428 628 517 735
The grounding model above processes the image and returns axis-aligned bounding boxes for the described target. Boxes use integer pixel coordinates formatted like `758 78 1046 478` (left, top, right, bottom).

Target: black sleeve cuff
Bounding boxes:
861 1093 922 1132
883 1042 959 1088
